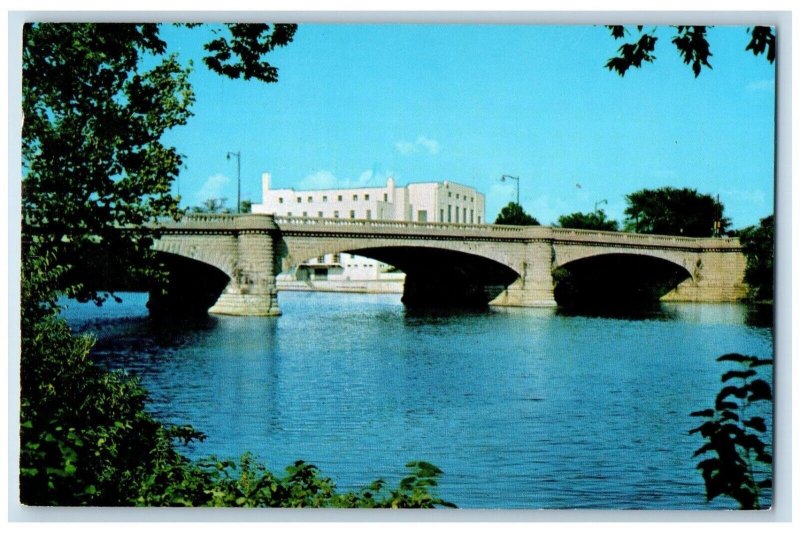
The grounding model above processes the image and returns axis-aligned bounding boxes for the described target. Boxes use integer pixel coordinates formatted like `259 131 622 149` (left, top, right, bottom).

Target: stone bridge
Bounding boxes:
149 214 748 316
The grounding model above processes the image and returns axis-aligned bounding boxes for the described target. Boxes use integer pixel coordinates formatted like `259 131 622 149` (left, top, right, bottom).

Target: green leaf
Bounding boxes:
721 369 756 382
717 353 749 363
742 416 767 432
746 379 772 401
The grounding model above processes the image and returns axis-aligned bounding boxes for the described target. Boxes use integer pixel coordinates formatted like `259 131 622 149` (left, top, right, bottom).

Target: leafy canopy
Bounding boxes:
623 186 729 237
494 202 540 226
22 23 296 304
557 209 619 231
606 25 775 77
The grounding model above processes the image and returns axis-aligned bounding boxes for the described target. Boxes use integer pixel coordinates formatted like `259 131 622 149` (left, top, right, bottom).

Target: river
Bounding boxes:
60 291 774 509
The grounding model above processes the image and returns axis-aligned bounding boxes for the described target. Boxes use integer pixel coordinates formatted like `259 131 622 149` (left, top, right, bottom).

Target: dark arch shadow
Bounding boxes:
147 252 231 318
290 246 520 309
554 253 692 313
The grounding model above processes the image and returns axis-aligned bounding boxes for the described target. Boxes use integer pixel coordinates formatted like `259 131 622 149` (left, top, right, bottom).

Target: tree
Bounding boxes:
623 187 729 237
557 209 619 231
605 25 775 77
191 197 230 214
737 215 774 302
22 23 296 305
494 202 540 225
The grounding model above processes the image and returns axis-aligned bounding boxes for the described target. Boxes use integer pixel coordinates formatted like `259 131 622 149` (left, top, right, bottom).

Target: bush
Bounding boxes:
20 254 453 507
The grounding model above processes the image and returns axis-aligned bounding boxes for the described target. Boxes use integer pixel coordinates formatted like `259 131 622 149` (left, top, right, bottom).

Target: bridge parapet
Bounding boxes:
548 227 742 251
275 216 526 233
155 213 279 232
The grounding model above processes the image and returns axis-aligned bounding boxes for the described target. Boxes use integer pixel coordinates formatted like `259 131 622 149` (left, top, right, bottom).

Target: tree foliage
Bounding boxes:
191 197 230 214
20 295 454 507
737 215 774 302
606 25 775 77
557 209 619 231
22 23 296 305
690 354 773 509
623 187 729 237
494 202 540 226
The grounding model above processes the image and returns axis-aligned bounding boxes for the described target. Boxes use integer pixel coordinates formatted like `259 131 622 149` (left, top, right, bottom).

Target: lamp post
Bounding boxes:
501 174 520 205
226 151 241 213
594 199 607 213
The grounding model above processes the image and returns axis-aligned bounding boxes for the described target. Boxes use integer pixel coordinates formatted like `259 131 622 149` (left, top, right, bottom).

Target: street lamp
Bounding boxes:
500 174 520 205
226 151 241 214
594 199 607 213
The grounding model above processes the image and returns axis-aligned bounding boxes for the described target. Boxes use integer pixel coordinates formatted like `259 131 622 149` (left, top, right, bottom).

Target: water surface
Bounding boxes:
61 292 774 509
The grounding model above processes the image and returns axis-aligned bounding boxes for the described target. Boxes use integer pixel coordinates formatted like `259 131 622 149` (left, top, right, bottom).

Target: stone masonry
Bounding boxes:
152 214 748 316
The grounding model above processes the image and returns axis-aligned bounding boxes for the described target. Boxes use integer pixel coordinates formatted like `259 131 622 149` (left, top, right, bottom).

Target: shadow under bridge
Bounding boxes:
554 253 693 309
337 246 520 308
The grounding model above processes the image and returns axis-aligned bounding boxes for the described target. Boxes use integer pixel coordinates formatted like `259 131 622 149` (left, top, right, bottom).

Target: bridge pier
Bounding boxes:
489 241 557 307
208 216 282 316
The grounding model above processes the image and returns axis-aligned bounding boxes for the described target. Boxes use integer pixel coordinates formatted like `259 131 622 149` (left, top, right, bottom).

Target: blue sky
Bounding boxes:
160 23 775 229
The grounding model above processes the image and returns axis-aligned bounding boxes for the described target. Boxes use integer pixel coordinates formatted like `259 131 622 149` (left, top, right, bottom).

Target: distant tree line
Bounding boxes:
495 186 729 237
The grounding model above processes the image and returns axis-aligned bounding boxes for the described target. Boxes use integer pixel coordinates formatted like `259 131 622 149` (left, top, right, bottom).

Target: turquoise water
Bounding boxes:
61 292 774 509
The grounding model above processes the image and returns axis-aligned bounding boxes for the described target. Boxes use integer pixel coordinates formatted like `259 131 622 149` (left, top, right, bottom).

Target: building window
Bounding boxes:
353 194 358 201
447 205 452 222
383 193 388 201
350 210 355 219
440 208 444 221
308 196 313 202
278 197 284 204
322 195 328 202
456 194 460 199
478 215 482 223
463 207 467 222
455 208 459 223
448 192 452 198
287 212 292 217
366 209 372 220
417 210 427 222
338 195 343 201
334 210 339 218
470 209 474 223
303 211 308 217
318 211 323 218
365 194 370 200
297 197 301 203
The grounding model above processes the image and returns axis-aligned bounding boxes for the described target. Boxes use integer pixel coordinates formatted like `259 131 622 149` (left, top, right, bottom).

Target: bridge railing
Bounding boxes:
154 214 740 249
273 215 527 234
549 226 741 248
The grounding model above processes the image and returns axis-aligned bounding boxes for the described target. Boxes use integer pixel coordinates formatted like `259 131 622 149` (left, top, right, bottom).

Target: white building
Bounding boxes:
251 173 486 224
250 172 486 292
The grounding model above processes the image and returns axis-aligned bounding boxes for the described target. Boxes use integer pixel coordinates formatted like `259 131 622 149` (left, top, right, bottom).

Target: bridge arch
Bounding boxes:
278 239 522 307
553 252 695 308
147 250 232 316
